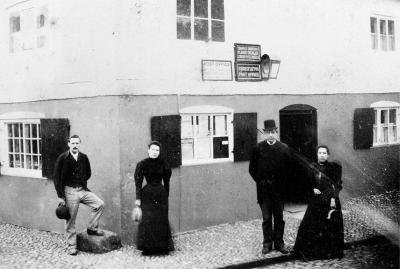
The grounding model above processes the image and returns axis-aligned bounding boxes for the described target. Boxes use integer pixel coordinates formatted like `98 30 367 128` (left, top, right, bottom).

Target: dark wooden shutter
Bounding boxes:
353 108 374 150
40 119 70 178
151 115 181 168
233 113 257 161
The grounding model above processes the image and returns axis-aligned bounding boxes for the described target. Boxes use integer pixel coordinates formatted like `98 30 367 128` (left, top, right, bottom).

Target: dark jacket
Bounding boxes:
53 151 91 199
249 140 291 203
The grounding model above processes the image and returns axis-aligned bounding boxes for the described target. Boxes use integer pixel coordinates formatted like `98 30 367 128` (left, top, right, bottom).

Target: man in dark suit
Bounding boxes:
54 134 105 255
249 120 290 254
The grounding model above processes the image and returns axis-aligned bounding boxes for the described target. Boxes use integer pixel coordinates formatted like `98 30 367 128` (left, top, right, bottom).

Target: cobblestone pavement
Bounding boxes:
0 191 398 269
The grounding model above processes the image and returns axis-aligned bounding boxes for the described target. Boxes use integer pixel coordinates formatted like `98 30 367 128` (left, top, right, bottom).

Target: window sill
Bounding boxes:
371 142 400 148
0 168 44 179
182 158 233 166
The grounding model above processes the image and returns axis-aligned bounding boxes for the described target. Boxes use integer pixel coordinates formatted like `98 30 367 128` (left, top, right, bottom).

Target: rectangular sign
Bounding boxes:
235 63 262 81
234 43 261 62
201 60 233 81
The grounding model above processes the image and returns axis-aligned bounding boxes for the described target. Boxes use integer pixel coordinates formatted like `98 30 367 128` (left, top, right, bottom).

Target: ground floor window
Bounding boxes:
180 106 233 165
0 119 42 177
371 101 400 146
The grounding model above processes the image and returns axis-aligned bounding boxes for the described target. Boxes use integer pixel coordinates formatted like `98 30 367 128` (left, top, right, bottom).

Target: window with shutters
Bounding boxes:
9 4 49 53
180 106 233 165
370 16 396 51
177 0 225 42
371 101 400 146
0 118 42 178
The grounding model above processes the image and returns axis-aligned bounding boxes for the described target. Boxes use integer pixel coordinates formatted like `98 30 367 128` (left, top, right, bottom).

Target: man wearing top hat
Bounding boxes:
249 119 291 254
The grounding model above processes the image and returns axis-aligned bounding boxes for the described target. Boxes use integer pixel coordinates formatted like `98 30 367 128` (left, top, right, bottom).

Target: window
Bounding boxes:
9 5 49 53
177 0 225 42
0 114 70 178
1 119 42 178
370 16 396 51
371 101 400 146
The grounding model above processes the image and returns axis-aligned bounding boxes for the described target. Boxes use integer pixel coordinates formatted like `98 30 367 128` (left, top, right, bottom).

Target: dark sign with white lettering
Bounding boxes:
234 43 261 62
235 63 262 81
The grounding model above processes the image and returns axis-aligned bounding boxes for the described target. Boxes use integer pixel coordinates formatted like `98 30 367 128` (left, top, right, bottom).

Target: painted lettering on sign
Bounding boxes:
234 44 261 62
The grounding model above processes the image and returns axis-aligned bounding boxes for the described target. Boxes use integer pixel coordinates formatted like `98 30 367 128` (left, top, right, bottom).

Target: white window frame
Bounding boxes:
8 3 49 53
370 101 400 147
0 112 44 178
370 15 396 51
177 0 225 42
180 105 233 166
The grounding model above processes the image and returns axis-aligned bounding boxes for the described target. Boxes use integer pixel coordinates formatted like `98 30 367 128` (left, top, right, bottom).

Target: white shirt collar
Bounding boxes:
267 140 277 145
70 151 79 160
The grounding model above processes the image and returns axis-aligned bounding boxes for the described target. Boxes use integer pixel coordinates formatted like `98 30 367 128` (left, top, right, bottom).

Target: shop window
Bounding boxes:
0 114 69 178
151 107 257 167
177 0 225 42
370 16 396 51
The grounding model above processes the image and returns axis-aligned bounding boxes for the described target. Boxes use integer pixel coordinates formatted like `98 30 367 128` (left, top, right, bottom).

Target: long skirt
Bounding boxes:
294 196 344 259
137 184 174 254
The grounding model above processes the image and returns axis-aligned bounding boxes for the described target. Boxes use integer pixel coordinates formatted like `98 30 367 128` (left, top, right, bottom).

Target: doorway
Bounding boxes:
279 104 317 203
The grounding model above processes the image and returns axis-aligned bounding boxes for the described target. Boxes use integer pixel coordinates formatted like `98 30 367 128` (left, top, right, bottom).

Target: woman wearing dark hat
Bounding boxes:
134 141 174 255
293 145 344 260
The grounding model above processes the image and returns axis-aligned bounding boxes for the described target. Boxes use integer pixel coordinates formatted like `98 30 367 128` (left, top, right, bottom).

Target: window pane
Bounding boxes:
177 0 191 16
388 20 394 35
9 154 14 168
37 14 45 28
194 0 208 18
389 36 395 51
374 110 377 124
25 140 32 153
380 20 386 34
383 127 388 142
33 155 39 169
25 124 31 138
373 127 377 143
32 124 38 138
20 139 24 152
194 137 211 159
37 35 46 48
389 109 396 123
182 138 194 161
32 140 38 154
13 124 19 137
381 35 387 51
196 115 210 136
15 154 21 168
8 139 14 152
37 124 40 137
181 115 193 138
370 17 377 33
39 156 42 170
10 16 20 33
15 139 20 153
213 115 227 136
212 20 225 42
194 19 208 41
211 0 224 20
7 124 12 137
26 155 32 169
381 110 388 124
177 17 191 39
38 139 41 154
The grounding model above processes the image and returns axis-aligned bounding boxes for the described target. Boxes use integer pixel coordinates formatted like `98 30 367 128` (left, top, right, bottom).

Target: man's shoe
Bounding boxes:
68 249 78 256
274 243 290 254
262 246 272 254
87 228 105 236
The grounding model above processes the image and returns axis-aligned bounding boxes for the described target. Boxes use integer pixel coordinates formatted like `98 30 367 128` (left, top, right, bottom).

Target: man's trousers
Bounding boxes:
64 186 105 250
259 193 285 248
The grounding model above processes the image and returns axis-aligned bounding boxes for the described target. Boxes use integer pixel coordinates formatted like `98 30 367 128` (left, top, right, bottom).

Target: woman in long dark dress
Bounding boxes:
134 141 174 255
294 145 344 260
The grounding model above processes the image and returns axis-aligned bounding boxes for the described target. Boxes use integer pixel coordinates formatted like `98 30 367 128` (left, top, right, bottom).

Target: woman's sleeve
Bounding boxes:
163 161 172 197
134 161 144 200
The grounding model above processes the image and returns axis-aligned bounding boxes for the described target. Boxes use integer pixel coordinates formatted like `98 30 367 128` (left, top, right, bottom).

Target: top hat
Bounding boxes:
263 120 277 131
55 203 70 220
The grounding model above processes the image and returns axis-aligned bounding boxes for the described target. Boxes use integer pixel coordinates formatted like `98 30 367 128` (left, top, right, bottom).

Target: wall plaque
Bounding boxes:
234 43 261 62
235 63 262 81
201 60 233 81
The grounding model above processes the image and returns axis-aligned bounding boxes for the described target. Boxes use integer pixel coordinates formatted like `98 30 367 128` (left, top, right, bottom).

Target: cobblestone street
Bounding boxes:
0 191 398 269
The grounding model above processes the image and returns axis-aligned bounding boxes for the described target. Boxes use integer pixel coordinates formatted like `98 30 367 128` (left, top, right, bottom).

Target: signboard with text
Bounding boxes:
235 63 262 81
234 43 261 62
201 60 233 81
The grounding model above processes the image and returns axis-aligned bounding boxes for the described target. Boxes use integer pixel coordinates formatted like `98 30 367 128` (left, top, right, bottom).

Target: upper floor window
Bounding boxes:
177 0 225 42
370 16 395 51
9 5 49 53
371 101 400 146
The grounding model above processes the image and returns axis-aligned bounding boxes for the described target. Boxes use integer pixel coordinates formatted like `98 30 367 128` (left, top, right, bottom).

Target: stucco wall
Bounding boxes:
0 96 122 234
